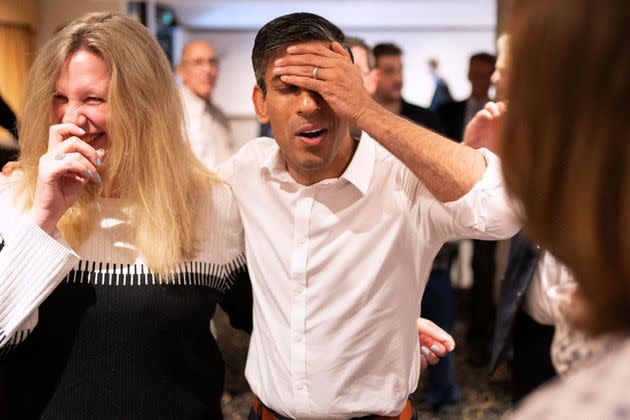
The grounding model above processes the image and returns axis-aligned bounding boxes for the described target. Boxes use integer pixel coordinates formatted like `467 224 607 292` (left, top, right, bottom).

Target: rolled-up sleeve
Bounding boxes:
441 148 521 240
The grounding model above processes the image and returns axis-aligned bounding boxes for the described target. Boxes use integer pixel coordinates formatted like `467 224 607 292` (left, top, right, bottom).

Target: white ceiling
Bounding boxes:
162 0 496 30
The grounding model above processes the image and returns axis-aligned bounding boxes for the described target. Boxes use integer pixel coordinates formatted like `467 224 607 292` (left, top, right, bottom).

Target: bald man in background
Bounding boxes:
177 40 235 168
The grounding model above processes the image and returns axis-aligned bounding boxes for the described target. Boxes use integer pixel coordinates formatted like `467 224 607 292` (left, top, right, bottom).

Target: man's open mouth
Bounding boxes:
298 128 326 138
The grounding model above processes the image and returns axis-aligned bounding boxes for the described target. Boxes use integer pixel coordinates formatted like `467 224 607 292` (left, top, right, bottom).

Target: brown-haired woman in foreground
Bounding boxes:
0 13 251 418
502 0 630 418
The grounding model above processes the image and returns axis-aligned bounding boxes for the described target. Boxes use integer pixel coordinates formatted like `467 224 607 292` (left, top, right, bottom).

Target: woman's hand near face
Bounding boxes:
30 123 103 234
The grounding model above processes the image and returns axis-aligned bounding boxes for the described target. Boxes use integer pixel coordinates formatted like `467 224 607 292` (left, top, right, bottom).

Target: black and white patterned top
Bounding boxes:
0 175 252 419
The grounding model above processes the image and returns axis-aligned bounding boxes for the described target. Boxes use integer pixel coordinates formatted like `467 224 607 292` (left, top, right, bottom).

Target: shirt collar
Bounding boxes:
259 132 375 195
340 131 375 195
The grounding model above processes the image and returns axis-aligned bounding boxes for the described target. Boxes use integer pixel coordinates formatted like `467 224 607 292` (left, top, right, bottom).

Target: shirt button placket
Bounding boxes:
290 188 314 412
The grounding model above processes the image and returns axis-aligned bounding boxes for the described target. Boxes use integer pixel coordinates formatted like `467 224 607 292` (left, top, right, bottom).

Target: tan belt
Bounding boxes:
251 396 416 420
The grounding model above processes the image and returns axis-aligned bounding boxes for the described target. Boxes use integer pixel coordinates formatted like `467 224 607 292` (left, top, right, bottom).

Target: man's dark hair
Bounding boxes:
252 12 349 94
469 52 496 67
373 43 403 62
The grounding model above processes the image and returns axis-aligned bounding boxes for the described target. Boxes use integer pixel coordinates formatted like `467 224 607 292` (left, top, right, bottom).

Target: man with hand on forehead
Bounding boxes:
220 12 520 419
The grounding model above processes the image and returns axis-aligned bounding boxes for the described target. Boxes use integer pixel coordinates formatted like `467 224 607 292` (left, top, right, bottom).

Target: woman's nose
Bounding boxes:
61 103 87 127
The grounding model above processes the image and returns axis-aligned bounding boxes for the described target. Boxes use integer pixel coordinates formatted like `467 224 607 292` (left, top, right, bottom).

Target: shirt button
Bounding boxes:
296 384 304 390
296 336 303 342
295 287 303 295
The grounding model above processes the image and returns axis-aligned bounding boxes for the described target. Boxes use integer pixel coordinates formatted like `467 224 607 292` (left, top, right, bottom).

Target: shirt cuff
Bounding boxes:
0 214 79 343
442 148 515 233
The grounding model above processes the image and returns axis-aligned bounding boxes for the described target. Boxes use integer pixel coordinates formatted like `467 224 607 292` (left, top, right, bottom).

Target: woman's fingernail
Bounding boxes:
431 344 442 354
87 170 93 178
440 334 450 341
421 346 430 357
274 58 283 65
287 46 296 52
96 158 102 167
77 128 86 135
95 173 102 183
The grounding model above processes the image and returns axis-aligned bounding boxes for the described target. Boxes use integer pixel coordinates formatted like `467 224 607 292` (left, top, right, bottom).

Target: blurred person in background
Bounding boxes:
373 43 442 130
177 40 235 168
437 52 495 141
428 58 453 111
345 36 379 141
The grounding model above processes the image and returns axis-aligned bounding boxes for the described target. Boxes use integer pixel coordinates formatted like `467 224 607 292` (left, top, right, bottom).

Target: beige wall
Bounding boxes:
37 0 125 46
0 0 37 27
0 0 126 43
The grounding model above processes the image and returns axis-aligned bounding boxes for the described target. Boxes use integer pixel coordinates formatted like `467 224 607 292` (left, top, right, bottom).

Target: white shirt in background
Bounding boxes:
180 85 235 169
524 250 575 326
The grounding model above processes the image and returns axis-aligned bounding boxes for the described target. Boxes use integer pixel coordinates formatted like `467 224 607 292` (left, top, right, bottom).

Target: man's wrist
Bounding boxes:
354 98 384 134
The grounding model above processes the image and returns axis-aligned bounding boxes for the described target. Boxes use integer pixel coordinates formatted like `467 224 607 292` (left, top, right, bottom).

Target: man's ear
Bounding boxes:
252 85 270 124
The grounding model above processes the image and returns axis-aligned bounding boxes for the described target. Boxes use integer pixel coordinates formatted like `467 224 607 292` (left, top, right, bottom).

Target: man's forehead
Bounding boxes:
377 55 402 69
183 41 216 59
268 40 333 62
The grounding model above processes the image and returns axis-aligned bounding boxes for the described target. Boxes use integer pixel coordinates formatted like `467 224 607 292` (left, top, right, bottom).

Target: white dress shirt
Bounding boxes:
523 250 575 325
179 85 235 169
219 134 520 419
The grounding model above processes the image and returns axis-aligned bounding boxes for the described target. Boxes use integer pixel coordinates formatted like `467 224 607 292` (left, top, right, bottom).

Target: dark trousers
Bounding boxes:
468 240 497 362
420 268 460 406
511 310 556 403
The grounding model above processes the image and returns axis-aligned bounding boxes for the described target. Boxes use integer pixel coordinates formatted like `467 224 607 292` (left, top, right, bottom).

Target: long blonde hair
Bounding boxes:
17 12 219 274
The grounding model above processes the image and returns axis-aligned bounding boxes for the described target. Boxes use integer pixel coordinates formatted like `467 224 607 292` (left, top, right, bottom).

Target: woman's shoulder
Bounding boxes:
197 179 242 237
510 338 630 419
191 180 244 266
204 180 238 220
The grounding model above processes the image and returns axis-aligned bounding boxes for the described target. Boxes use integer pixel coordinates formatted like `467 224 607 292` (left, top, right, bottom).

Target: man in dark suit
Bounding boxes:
490 233 556 403
437 52 495 142
372 43 443 130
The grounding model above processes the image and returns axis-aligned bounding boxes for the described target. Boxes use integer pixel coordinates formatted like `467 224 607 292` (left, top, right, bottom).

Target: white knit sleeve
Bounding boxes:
0 196 79 351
